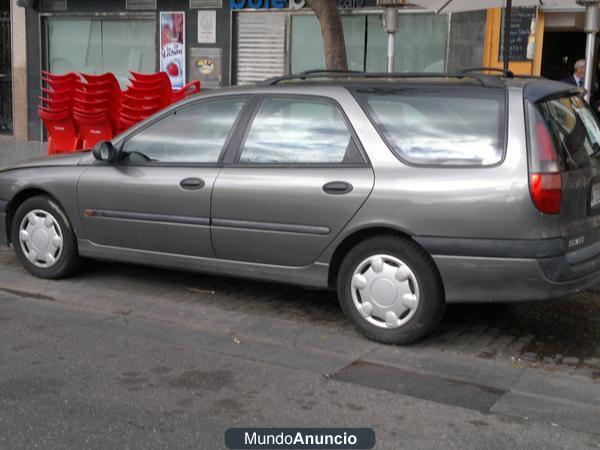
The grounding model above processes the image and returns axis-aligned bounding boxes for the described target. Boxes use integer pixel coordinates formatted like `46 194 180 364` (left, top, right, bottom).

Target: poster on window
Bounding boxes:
197 11 216 44
160 11 186 89
190 47 222 89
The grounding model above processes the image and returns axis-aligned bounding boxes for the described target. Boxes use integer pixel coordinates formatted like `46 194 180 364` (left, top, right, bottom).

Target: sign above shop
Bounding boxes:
229 0 365 10
229 0 291 9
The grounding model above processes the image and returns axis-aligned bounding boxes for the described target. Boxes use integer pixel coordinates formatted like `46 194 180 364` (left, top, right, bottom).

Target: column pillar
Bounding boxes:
11 0 28 141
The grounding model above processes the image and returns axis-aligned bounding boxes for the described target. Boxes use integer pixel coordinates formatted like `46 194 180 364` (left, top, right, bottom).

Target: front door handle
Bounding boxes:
180 177 205 190
323 181 353 195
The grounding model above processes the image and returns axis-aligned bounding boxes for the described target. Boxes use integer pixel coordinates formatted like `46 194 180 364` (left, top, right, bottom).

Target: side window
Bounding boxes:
239 97 364 164
122 97 246 164
356 89 505 166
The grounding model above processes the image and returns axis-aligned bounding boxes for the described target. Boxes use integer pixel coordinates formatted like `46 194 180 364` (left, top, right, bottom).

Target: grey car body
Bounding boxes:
1 74 599 342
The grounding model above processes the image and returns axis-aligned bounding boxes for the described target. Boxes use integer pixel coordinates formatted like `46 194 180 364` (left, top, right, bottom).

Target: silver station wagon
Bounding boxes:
1 70 599 344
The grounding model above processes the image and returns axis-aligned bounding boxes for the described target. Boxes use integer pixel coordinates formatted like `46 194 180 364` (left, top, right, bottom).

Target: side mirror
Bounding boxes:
92 141 117 163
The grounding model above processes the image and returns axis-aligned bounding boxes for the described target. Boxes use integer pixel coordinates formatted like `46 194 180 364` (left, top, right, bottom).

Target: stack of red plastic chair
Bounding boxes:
121 71 200 130
73 73 123 149
38 71 82 154
39 70 202 154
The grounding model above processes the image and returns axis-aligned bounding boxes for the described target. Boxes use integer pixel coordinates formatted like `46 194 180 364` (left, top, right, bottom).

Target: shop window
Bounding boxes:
291 15 366 72
45 17 155 88
288 13 447 75
366 13 447 72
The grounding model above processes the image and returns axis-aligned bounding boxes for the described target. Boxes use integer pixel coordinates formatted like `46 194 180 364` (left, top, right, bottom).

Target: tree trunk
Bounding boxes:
306 0 348 71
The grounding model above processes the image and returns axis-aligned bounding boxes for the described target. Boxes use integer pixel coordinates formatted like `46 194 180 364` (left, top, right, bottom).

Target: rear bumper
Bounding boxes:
435 254 600 303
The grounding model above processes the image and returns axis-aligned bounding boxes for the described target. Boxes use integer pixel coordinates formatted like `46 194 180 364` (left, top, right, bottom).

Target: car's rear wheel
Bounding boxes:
11 195 80 279
337 235 445 344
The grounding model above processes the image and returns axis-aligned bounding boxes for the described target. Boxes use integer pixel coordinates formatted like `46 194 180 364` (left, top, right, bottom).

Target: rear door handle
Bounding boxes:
180 177 205 190
323 181 353 195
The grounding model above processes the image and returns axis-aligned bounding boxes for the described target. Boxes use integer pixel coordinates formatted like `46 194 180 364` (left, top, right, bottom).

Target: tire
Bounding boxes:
337 235 445 345
10 195 81 279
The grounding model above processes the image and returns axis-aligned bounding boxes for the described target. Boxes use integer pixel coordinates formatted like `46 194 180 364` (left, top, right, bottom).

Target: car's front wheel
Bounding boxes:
337 235 445 344
11 195 81 279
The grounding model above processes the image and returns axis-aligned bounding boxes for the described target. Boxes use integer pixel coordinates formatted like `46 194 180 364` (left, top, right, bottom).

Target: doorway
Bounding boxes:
0 0 12 134
541 31 586 81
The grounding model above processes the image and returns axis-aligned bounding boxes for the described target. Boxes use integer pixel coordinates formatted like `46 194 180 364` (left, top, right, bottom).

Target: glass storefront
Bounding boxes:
290 13 447 74
366 13 447 72
44 17 156 88
291 15 366 72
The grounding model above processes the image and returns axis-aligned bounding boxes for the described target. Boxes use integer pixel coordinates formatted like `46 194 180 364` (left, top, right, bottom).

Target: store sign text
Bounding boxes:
230 0 364 9
229 0 306 9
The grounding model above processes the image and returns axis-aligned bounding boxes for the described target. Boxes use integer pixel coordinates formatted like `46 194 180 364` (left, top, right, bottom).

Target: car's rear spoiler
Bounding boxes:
523 80 585 103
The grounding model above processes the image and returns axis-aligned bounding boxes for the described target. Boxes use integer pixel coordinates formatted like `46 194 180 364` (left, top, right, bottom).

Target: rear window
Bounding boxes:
354 88 506 166
535 95 600 169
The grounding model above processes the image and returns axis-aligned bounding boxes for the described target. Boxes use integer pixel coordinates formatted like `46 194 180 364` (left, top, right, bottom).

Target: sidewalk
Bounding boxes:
0 138 47 167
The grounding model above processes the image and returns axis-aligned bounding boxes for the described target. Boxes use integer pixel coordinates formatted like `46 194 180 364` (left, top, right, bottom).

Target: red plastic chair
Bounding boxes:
173 80 201 102
124 85 171 107
38 96 72 111
42 71 80 82
73 97 111 112
119 111 144 131
73 109 114 149
75 88 111 100
122 93 163 110
81 73 121 90
122 105 154 119
38 107 81 154
41 87 74 101
129 77 201 103
81 72 120 86
42 76 82 92
130 70 171 83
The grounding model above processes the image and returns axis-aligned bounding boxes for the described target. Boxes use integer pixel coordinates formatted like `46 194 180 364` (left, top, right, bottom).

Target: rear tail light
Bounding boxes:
527 103 562 214
530 173 562 214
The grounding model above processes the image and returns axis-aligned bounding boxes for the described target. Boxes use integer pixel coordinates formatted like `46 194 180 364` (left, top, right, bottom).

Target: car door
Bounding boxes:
211 95 375 266
77 96 248 257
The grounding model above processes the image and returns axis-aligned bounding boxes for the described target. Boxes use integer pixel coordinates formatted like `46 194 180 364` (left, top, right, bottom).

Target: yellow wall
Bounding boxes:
482 8 545 76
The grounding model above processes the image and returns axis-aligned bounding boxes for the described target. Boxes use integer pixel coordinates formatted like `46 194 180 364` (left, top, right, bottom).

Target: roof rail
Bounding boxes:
261 69 362 86
260 70 508 88
460 67 515 78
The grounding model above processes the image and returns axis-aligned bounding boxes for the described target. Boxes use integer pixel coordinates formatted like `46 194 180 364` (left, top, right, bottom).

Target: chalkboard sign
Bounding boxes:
498 6 537 62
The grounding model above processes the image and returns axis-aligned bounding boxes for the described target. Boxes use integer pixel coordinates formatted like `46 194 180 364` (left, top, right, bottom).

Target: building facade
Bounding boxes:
0 0 593 143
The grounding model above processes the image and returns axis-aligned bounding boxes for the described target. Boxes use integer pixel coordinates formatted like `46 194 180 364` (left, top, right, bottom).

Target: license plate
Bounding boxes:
591 183 600 208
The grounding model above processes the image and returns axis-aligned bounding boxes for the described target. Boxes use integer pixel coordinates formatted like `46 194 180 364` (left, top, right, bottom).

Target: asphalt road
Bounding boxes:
0 247 599 449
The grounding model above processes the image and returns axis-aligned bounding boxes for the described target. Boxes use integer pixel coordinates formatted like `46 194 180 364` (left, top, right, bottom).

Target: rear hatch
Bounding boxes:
527 92 600 264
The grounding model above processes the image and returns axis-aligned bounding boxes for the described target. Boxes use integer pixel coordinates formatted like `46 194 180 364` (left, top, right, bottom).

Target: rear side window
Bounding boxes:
536 95 600 169
355 88 506 166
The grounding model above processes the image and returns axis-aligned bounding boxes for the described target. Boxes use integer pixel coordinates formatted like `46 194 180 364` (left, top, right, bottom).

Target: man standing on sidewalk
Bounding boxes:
562 59 586 87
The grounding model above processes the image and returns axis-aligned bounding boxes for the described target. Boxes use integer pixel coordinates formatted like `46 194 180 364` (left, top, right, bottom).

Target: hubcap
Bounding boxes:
350 254 420 329
19 209 63 268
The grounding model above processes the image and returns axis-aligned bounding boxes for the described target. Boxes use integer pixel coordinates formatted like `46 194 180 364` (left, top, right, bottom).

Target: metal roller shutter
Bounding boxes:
234 12 286 85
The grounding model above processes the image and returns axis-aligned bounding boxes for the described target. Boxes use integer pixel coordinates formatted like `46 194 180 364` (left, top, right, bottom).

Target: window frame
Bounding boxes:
227 94 370 168
351 85 508 169
114 94 251 168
